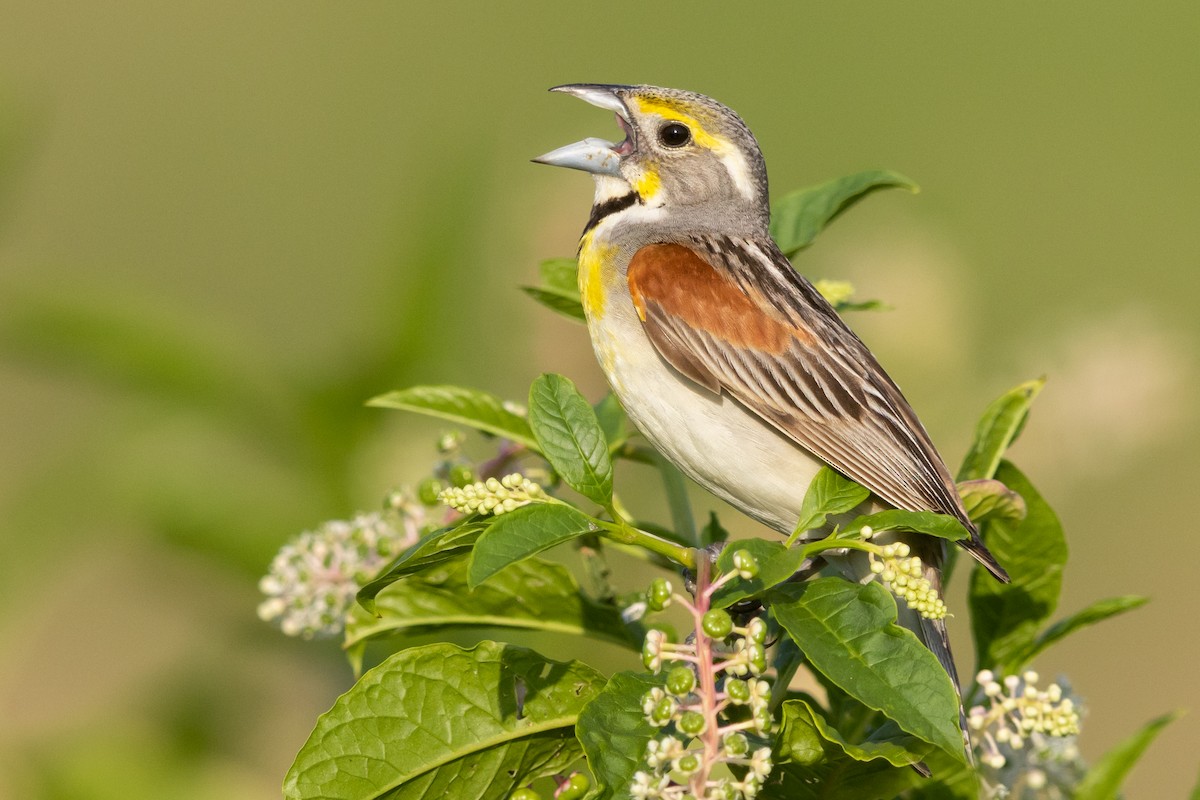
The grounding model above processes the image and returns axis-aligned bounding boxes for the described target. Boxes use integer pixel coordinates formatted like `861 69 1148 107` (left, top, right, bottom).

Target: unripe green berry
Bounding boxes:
745 642 767 674
415 478 443 506
556 772 590 799
449 464 475 488
665 666 696 696
716 784 739 800
746 616 768 644
723 731 750 756
678 710 707 735
675 753 700 774
509 789 541 800
732 549 759 578
651 697 677 726
702 609 734 639
646 577 673 611
725 678 750 703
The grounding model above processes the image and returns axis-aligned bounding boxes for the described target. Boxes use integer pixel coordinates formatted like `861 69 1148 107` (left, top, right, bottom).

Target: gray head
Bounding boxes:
535 84 770 234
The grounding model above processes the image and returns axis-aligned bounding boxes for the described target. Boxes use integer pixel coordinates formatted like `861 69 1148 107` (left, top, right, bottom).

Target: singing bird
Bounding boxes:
533 84 1009 694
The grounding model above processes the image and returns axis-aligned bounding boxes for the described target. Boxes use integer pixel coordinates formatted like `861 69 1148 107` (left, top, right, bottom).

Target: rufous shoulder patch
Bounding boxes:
627 243 813 353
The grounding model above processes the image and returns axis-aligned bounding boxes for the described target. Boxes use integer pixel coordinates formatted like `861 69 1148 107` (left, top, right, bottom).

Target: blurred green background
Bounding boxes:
1 3 1197 797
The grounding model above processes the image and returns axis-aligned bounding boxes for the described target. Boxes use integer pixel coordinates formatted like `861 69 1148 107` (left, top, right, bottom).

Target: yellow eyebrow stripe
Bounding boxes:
630 97 726 151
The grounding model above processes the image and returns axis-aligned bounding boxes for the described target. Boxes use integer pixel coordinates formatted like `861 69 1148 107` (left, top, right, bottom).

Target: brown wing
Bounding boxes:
627 237 1007 581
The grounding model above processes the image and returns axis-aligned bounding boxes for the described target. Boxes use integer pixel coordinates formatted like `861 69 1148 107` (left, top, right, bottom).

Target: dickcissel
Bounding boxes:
534 84 1009 694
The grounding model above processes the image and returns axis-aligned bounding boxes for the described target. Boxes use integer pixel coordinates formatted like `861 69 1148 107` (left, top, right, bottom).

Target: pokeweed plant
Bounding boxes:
265 172 1191 800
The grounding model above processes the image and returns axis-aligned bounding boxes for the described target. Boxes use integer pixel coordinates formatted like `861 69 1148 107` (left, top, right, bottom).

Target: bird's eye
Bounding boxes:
658 122 691 148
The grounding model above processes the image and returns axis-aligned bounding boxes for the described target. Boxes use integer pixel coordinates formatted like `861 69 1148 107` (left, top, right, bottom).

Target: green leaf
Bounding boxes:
576 671 660 799
592 393 628 451
367 385 538 450
842 509 969 542
1075 711 1183 800
538 257 580 294
356 520 489 613
766 758 917 800
778 699 930 769
770 170 919 257
520 286 586 322
902 749 981 799
528 374 613 504
346 557 637 650
712 539 811 608
699 511 730 547
813 279 891 314
1011 594 1149 669
283 641 606 800
788 467 871 543
522 258 585 322
957 479 1026 525
768 579 966 761
468 503 599 587
957 379 1045 482
969 461 1068 672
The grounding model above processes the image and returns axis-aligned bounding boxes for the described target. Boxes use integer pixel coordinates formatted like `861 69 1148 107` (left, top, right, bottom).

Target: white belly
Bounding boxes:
590 300 824 535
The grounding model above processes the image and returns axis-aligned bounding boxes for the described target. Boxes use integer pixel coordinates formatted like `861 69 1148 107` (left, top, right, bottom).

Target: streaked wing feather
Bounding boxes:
628 238 970 529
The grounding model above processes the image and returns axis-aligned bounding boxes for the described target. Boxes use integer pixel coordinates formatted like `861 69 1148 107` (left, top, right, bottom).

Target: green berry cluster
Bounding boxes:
632 556 774 799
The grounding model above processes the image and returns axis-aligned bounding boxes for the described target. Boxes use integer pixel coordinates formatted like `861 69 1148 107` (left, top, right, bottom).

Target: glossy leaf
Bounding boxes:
357 520 489 613
766 747 918 800
790 467 871 541
771 170 919 257
957 478 1026 525
284 641 606 800
969 461 1068 671
778 699 930 769
468 502 598 587
842 509 969 542
528 373 613 504
1012 594 1149 671
575 671 660 799
957 378 1045 482
368 385 538 450
769 579 966 761
346 557 636 650
1075 711 1182 800
712 539 811 608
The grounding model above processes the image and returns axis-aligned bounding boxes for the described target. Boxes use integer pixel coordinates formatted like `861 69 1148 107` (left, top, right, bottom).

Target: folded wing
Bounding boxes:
626 237 1007 581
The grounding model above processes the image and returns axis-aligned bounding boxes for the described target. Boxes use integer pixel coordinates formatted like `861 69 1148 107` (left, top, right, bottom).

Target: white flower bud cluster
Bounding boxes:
867 540 948 620
438 473 545 516
257 508 421 639
969 669 1082 772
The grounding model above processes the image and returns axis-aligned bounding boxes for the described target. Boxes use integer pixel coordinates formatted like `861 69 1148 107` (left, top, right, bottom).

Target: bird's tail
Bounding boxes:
912 536 974 761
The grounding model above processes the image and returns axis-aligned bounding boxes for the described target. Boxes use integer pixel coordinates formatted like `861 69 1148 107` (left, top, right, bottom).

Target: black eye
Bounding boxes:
658 122 691 148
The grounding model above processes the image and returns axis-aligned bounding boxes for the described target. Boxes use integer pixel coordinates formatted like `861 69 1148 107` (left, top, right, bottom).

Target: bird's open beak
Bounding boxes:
533 84 634 177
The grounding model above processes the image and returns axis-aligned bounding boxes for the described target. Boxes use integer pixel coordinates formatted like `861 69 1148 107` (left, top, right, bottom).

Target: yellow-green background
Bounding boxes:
1 3 1196 797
